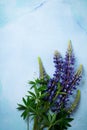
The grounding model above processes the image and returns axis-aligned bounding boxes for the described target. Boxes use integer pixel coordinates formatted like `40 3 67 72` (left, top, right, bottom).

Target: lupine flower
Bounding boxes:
61 41 75 90
69 64 83 90
57 41 76 107
53 50 63 82
61 64 82 106
45 51 63 103
45 41 83 112
45 78 57 102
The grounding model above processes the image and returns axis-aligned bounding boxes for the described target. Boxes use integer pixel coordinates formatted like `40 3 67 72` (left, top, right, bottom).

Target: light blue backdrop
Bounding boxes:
0 0 87 130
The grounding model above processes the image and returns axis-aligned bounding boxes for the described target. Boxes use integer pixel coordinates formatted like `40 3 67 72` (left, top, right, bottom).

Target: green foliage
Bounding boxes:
17 78 74 130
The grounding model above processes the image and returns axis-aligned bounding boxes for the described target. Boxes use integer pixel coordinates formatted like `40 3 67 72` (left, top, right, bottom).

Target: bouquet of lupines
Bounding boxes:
17 41 83 130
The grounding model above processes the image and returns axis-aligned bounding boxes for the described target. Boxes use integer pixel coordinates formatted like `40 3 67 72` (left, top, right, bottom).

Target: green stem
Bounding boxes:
48 118 63 130
48 126 52 130
40 125 47 130
27 116 29 130
33 117 38 130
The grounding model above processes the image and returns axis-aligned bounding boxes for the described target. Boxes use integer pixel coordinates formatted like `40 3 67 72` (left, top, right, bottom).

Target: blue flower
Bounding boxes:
45 41 83 113
53 50 63 82
45 51 63 103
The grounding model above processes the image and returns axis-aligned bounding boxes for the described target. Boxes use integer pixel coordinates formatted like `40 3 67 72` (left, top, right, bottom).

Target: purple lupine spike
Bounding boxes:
45 78 57 102
45 51 63 103
53 50 63 82
62 65 83 108
61 41 75 89
67 65 83 92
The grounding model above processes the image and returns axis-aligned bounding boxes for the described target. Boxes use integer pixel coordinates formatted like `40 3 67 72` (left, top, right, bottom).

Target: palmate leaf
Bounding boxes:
17 95 37 119
17 103 28 120
17 103 37 120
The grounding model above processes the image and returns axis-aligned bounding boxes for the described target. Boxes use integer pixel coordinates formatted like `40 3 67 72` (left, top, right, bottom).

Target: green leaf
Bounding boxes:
48 113 52 122
39 93 47 99
17 104 26 111
28 81 35 85
60 92 66 95
51 113 56 123
30 84 36 89
28 91 36 98
28 105 37 115
38 85 46 91
21 110 28 120
66 118 74 122
66 123 71 127
34 85 39 97
43 114 50 126
22 97 27 106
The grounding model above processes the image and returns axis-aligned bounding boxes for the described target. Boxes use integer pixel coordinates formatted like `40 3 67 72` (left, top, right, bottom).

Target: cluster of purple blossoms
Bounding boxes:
45 41 83 112
45 51 63 103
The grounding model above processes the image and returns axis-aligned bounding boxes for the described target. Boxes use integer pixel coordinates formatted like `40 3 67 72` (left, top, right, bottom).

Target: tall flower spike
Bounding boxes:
61 65 82 111
70 64 83 89
54 41 76 111
45 51 63 103
53 50 63 82
68 90 81 114
68 40 72 56
45 78 57 102
38 57 48 80
61 40 75 88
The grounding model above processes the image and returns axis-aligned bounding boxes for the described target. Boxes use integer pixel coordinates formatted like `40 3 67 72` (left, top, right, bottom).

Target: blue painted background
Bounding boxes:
0 0 87 130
